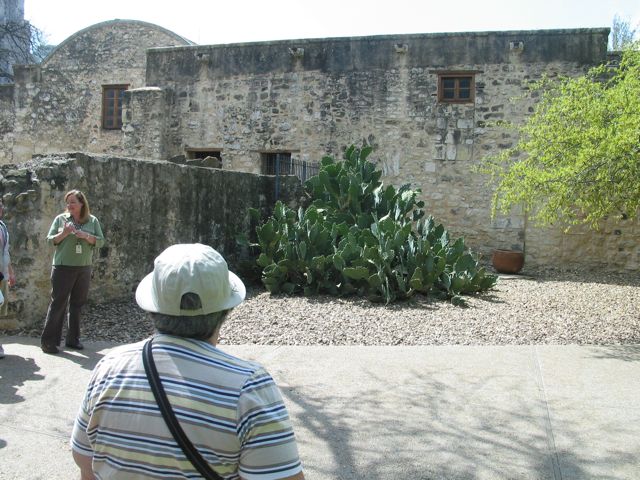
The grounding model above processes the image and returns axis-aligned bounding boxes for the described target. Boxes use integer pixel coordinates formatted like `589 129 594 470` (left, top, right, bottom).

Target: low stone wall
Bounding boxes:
525 217 639 272
1 151 636 331
0 152 302 328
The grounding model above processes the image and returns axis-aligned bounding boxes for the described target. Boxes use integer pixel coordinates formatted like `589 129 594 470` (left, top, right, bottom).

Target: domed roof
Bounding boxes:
41 19 194 66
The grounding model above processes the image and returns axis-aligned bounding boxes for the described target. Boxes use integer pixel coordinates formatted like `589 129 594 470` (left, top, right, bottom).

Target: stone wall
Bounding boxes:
3 22 637 273
124 28 638 270
4 20 192 164
525 218 640 271
0 153 303 328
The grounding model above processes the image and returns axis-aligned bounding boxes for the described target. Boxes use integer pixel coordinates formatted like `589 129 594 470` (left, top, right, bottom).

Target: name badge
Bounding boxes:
76 244 82 254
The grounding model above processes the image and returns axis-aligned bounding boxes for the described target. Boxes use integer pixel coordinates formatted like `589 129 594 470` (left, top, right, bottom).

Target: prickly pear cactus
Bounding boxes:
254 144 497 304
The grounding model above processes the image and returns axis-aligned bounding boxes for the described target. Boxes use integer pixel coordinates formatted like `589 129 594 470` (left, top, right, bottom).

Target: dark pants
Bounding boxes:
41 266 92 347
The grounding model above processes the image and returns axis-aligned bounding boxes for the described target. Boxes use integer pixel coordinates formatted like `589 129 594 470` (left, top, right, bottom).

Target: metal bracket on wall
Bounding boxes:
394 43 409 54
196 52 210 63
289 47 304 59
509 41 524 52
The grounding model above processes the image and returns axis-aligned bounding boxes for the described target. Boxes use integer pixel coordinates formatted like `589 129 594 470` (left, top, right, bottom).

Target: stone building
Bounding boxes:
1 19 638 273
0 19 192 163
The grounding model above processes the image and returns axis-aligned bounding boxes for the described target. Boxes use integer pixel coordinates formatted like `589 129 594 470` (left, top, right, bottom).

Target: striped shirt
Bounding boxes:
71 335 302 479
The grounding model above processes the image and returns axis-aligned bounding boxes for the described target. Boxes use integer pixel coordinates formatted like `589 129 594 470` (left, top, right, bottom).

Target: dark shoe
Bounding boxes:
41 344 59 354
65 341 84 350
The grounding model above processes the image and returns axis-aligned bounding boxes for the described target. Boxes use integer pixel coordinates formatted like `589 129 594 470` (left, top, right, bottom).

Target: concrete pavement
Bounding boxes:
1 336 639 479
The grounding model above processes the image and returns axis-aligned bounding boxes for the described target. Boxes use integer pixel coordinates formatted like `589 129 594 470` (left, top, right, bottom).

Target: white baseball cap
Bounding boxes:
136 243 246 316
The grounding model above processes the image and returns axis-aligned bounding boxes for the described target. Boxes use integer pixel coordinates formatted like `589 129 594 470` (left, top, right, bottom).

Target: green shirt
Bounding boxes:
46 213 105 266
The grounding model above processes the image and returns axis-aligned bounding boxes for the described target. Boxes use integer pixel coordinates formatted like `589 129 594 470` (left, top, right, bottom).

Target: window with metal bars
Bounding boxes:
102 85 128 129
262 152 292 175
438 74 474 103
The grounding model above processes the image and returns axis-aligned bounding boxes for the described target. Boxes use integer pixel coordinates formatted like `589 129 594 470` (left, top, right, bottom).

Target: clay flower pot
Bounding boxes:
492 249 525 274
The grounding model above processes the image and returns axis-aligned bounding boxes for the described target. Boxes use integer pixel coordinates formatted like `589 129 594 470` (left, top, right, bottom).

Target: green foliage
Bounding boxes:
482 46 640 229
254 145 497 304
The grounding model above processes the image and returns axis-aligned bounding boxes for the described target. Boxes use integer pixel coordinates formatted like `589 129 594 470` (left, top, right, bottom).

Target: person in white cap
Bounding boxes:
70 244 305 480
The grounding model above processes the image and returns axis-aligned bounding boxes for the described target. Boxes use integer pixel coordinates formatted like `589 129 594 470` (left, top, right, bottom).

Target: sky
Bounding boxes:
24 0 640 47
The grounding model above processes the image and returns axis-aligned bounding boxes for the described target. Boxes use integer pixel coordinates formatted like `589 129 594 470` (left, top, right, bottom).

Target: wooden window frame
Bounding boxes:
437 73 475 103
102 84 128 130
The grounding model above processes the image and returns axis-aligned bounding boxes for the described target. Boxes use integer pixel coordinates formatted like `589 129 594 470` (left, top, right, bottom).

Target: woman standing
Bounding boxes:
40 190 104 354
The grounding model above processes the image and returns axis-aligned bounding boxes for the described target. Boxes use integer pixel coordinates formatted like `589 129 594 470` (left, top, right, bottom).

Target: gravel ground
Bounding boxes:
11 268 640 346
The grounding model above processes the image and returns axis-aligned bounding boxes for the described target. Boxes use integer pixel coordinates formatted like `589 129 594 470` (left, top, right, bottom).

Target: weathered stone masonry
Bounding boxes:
0 153 302 328
125 28 637 270
1 21 637 280
1 20 192 164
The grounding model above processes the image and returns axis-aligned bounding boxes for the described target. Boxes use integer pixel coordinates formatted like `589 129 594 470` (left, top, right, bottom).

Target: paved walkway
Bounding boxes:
1 336 639 479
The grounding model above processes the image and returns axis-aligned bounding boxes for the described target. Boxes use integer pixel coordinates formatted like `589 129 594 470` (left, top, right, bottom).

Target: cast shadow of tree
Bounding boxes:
282 366 634 479
522 268 639 288
0 354 44 404
584 345 640 363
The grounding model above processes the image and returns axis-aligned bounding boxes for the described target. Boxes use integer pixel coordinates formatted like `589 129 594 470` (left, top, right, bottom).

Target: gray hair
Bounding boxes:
151 292 230 340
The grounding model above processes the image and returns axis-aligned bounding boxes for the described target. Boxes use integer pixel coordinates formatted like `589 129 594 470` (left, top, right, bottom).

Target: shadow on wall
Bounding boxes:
0 152 304 329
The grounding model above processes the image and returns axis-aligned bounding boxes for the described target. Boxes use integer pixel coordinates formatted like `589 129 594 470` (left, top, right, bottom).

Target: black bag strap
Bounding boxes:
142 338 223 480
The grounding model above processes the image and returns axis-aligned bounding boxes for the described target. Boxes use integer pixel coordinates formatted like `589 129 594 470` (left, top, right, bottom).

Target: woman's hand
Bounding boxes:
75 230 96 245
63 221 76 235
53 221 76 245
